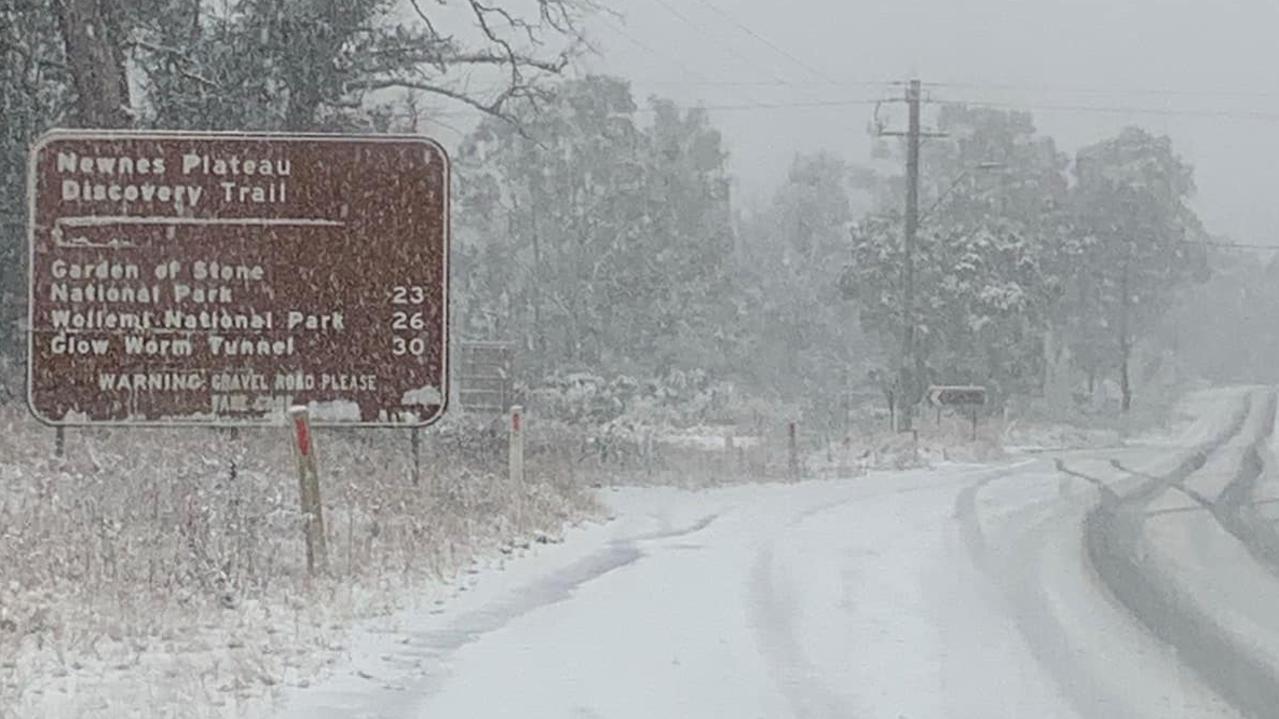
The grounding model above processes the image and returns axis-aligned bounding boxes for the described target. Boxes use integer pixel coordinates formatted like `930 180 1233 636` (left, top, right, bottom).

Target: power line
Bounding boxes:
941 98 1279 123
425 96 884 119
1199 240 1279 251
643 0 800 89
684 0 842 86
934 80 1279 102
377 92 1279 122
593 11 766 108
693 98 881 112
635 78 900 89
585 78 1279 100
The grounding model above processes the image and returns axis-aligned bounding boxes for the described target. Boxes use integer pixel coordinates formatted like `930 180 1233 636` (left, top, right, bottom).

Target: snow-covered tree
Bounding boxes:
130 0 594 131
455 76 736 379
0 0 72 357
737 151 873 423
1065 127 1208 411
844 105 1072 406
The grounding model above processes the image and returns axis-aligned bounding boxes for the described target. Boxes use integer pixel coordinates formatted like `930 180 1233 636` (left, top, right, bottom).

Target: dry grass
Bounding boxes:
0 403 836 716
0 406 605 715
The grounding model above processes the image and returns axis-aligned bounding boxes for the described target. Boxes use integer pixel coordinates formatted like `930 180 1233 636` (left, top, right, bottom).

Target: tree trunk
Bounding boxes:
55 0 131 128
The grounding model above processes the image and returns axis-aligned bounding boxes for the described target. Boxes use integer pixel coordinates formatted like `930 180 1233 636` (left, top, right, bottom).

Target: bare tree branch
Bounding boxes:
467 0 522 91
126 38 219 88
358 78 518 120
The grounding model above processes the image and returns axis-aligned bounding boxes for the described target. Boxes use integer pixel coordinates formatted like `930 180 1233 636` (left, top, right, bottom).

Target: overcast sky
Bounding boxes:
558 0 1279 244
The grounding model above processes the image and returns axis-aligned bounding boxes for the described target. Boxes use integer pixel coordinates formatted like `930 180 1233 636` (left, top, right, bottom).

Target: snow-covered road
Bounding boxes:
277 391 1264 719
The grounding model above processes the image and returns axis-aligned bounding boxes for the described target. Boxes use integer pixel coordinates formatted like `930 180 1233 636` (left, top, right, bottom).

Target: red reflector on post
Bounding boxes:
294 416 312 456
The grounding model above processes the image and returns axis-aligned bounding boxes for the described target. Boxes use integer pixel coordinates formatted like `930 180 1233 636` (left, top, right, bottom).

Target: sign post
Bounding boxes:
926 386 987 441
27 131 449 428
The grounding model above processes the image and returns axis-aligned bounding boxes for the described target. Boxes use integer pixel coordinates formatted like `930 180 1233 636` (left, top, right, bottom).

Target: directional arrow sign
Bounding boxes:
927 385 987 407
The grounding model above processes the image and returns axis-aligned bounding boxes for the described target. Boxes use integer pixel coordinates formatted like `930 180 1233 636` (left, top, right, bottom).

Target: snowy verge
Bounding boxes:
0 406 602 719
1084 388 1279 718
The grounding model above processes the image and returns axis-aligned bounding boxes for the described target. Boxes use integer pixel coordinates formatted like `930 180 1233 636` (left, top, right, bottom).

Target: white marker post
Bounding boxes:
788 421 799 481
509 405 526 535
289 406 327 575
509 405 525 485
411 426 422 487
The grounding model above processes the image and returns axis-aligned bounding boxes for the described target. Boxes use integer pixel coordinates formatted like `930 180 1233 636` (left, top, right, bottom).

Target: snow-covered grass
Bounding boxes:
6 381 1162 717
0 398 833 717
1002 380 1205 453
0 406 601 718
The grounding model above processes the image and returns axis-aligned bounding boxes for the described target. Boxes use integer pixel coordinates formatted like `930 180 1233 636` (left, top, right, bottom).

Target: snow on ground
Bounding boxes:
269 389 1256 719
6 387 1257 718
275 462 1236 716
278 471 1002 718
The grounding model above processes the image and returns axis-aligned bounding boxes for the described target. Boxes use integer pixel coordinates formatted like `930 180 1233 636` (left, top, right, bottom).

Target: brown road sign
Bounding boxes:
27 130 450 427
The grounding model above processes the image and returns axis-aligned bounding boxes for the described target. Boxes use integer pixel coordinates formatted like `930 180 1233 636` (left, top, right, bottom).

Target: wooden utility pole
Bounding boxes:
901 79 922 431
876 80 945 431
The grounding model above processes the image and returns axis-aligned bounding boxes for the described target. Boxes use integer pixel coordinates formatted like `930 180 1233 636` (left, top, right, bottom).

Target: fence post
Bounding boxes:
724 429 735 479
788 421 799 481
288 406 327 575
838 434 850 477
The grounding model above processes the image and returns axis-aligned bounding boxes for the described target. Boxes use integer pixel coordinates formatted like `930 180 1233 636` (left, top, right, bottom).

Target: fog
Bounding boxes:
578 0 1279 244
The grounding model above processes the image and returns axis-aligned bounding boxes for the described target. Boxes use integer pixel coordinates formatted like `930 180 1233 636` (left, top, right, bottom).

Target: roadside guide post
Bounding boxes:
411 426 422 487
289 405 327 574
509 405 525 533
788 421 799 481
509 405 524 485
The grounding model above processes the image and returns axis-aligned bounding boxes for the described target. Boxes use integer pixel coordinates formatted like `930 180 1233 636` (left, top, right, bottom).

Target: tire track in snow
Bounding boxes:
741 469 1000 719
1083 390 1270 718
281 512 724 719
749 543 865 719
953 463 1143 718
952 398 1257 719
